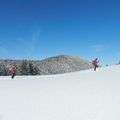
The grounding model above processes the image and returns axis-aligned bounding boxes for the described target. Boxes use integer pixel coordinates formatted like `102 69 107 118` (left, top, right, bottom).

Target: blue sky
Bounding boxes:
0 0 120 65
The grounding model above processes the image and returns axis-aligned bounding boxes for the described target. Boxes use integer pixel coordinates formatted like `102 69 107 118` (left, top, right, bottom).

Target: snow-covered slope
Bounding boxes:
0 65 120 120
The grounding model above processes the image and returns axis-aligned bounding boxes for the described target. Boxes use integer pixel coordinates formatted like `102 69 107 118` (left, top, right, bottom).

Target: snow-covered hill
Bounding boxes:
0 65 120 120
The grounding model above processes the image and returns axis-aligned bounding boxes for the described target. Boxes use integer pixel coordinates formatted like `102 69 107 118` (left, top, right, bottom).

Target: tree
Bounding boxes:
1 65 8 76
28 62 39 75
33 65 39 75
28 62 34 75
0 65 2 76
20 60 29 75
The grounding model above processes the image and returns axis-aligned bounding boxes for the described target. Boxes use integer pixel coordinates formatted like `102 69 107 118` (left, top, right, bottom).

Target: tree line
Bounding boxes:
0 60 39 76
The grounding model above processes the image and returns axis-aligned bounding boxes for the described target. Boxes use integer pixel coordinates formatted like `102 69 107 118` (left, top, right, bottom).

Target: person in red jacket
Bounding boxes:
92 58 99 71
9 65 16 79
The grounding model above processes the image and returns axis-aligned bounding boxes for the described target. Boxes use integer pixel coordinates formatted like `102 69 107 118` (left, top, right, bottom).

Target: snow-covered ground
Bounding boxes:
0 65 120 120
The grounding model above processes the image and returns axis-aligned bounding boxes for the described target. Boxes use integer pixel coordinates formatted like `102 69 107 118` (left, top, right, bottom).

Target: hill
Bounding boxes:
36 55 93 74
0 55 93 75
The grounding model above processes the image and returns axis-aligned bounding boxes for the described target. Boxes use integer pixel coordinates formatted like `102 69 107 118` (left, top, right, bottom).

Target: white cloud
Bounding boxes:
15 29 42 58
26 30 41 56
91 44 110 52
16 38 24 42
32 30 41 43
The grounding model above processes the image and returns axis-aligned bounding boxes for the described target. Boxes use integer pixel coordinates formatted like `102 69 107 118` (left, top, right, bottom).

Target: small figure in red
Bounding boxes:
9 65 16 79
92 58 99 71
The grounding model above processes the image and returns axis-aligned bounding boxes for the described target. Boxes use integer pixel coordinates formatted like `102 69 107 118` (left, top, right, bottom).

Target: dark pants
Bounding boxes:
94 65 98 71
11 73 16 79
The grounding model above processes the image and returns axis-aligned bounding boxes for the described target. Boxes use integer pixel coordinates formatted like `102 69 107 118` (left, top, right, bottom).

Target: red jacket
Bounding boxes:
9 66 16 74
92 59 99 65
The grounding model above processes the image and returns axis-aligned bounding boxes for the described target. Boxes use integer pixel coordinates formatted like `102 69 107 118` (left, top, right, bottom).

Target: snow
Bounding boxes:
0 65 120 120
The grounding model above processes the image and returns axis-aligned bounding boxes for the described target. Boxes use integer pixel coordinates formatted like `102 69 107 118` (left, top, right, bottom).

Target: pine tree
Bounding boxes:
0 65 2 76
28 62 34 75
20 60 28 75
28 62 39 75
1 65 8 76
33 65 39 75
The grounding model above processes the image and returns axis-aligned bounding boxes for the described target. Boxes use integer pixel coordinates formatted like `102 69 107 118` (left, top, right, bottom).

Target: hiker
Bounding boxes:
9 65 16 79
92 58 99 71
